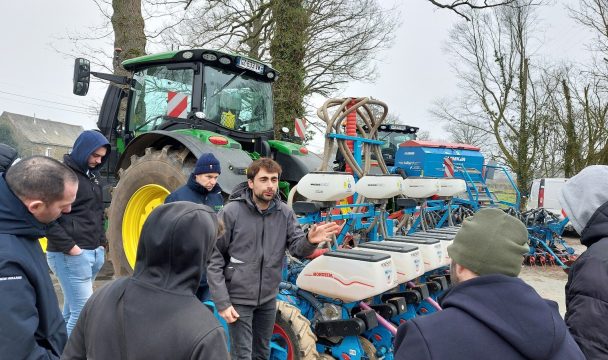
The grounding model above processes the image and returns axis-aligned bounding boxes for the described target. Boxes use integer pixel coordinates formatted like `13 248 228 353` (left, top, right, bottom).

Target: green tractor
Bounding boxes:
73 49 320 275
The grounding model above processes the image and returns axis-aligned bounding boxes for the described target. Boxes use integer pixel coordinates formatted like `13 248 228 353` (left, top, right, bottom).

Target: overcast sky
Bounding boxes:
0 0 596 151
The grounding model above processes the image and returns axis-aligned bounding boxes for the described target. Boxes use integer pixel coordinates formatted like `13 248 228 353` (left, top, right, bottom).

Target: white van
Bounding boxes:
526 178 573 230
527 178 568 214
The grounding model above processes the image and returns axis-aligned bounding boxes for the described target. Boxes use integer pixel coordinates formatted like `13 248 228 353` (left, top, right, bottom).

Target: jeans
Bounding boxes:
47 247 105 336
228 299 276 360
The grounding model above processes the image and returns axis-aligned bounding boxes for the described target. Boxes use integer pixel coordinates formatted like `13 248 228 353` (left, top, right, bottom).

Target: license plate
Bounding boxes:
237 57 264 74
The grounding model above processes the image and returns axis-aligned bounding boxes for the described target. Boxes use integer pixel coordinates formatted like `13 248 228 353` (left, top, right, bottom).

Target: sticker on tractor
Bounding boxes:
221 111 236 129
167 91 189 119
294 117 306 138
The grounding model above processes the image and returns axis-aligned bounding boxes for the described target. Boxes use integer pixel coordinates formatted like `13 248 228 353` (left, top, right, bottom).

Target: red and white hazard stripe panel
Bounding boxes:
294 118 306 138
444 157 455 178
167 91 189 119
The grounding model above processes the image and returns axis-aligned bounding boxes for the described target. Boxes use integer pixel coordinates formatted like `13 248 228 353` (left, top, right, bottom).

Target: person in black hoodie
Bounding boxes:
61 202 230 360
394 208 584 360
559 165 608 359
45 130 110 336
0 143 19 173
0 156 78 359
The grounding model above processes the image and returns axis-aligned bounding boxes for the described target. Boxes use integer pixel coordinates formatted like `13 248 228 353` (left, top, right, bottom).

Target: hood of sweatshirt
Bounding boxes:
132 201 219 295
559 165 608 240
440 274 571 359
67 130 110 173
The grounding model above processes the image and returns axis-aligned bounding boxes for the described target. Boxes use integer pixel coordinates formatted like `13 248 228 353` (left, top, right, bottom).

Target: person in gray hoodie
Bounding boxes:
559 165 608 359
207 158 340 360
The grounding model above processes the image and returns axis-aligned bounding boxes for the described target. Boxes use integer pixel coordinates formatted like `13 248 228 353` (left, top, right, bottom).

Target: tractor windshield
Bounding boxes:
129 65 194 132
202 66 273 133
379 131 416 149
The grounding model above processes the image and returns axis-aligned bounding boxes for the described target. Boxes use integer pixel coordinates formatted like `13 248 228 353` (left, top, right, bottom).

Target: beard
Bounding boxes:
253 189 274 205
450 259 460 286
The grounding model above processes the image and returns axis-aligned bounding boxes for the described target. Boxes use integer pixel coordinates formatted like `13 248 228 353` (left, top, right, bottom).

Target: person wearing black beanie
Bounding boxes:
165 152 224 300
165 153 224 212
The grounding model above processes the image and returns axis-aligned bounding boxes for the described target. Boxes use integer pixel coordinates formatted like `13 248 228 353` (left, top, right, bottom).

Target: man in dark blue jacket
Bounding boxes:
560 165 608 359
45 130 110 336
394 208 584 360
165 153 224 212
166 153 224 300
0 156 78 359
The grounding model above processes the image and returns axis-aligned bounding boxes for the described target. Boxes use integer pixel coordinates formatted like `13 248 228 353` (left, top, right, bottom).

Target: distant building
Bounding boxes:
0 111 84 160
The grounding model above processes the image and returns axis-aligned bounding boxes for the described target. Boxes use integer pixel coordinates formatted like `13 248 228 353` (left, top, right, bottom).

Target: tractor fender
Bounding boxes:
118 130 251 194
274 151 322 183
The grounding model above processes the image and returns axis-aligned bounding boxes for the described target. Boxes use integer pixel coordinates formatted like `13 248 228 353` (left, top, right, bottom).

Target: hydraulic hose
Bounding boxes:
359 301 397 336
317 97 390 177
279 282 324 316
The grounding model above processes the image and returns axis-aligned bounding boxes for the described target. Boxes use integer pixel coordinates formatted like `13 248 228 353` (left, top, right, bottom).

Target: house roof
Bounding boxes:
0 111 84 148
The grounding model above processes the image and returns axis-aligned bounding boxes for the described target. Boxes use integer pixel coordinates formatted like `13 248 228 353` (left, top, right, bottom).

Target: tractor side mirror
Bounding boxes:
73 58 91 96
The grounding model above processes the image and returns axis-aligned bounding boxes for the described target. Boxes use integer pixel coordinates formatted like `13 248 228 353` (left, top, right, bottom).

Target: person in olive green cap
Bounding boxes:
394 208 584 360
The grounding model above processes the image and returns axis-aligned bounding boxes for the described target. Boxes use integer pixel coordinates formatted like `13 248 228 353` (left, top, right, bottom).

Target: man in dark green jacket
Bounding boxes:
207 158 340 360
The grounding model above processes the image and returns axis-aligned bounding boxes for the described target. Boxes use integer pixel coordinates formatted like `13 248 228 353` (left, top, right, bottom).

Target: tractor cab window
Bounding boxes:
202 66 273 133
129 65 194 132
379 131 416 150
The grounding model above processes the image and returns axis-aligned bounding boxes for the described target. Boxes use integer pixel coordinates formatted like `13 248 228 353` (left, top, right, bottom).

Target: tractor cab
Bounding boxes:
121 50 277 156
376 124 418 166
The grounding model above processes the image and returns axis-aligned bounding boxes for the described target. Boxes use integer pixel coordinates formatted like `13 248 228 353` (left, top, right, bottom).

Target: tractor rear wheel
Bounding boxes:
107 145 194 275
272 301 320 360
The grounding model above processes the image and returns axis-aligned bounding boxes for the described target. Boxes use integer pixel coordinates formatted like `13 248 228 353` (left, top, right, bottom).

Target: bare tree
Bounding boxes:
434 1 548 196
443 120 490 148
164 0 398 96
426 0 516 21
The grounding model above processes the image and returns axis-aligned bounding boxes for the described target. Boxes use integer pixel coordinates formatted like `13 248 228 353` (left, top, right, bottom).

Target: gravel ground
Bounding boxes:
518 236 584 317
52 236 586 318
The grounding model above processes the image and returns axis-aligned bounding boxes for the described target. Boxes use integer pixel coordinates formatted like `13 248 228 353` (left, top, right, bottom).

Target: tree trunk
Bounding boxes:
111 0 146 75
562 79 578 177
515 57 532 202
111 0 146 124
269 0 308 139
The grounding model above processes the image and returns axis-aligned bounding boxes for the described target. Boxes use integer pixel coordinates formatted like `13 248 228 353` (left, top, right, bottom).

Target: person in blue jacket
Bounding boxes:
45 130 110 336
394 208 584 360
165 153 224 212
165 152 224 300
0 156 78 359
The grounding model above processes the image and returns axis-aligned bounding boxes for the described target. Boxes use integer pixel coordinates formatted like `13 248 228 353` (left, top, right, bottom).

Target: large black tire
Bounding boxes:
273 301 320 359
107 145 194 276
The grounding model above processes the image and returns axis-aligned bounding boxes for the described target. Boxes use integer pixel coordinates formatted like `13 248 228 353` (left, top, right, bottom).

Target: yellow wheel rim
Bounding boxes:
122 184 170 269
39 237 48 252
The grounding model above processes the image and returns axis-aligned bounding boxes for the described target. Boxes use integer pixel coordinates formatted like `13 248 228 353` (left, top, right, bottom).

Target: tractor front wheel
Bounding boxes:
107 145 193 275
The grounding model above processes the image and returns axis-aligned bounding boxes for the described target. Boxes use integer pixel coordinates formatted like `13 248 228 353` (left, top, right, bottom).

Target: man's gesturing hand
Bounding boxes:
307 222 341 244
219 306 240 323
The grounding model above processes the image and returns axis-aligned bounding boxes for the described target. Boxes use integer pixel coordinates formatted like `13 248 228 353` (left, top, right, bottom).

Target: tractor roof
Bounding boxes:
122 49 277 76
